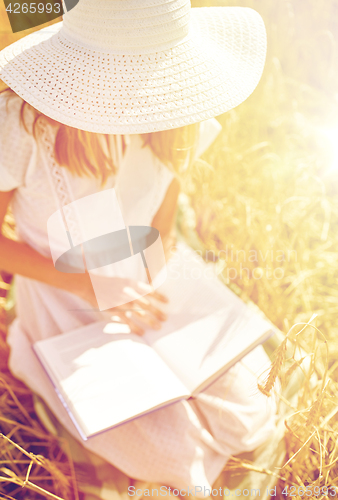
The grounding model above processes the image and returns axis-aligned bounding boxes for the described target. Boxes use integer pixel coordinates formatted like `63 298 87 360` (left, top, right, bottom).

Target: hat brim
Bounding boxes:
0 7 266 134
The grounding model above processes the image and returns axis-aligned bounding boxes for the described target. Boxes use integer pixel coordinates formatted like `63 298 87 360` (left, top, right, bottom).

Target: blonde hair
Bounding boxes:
2 89 199 185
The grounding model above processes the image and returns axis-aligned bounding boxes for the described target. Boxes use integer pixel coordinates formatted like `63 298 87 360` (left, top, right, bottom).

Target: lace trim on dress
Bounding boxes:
36 119 83 246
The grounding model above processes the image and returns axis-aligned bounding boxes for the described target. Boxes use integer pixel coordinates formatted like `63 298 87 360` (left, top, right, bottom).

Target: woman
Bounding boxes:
0 0 276 495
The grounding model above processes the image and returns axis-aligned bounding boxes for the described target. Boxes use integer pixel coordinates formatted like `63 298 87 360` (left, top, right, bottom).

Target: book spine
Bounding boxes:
53 386 88 441
32 344 88 440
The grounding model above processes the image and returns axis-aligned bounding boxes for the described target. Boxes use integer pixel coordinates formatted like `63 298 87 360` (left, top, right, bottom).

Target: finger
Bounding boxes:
130 309 162 330
108 299 139 314
117 312 144 336
134 297 167 321
127 320 145 336
109 312 133 328
148 290 168 303
109 308 162 333
135 282 168 303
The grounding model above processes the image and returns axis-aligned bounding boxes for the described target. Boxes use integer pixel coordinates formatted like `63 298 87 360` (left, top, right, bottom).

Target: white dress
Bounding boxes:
0 94 277 495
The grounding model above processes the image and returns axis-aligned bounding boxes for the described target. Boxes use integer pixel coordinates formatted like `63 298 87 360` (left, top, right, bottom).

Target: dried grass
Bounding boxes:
0 327 80 499
0 234 79 500
180 0 338 496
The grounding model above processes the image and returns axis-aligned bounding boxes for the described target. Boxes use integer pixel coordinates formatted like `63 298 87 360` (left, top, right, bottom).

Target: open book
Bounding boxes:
33 244 275 440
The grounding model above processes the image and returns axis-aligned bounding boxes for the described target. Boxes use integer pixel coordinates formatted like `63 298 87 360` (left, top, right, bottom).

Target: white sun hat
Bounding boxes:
0 0 267 134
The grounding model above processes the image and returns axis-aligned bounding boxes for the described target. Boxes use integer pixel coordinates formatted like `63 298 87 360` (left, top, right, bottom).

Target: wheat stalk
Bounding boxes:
258 339 287 396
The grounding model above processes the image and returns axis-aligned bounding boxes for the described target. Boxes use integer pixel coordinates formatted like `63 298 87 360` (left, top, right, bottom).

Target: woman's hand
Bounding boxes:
76 272 168 336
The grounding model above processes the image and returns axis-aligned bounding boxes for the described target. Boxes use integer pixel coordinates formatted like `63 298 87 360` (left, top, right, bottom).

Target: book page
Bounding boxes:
144 244 273 394
34 321 189 439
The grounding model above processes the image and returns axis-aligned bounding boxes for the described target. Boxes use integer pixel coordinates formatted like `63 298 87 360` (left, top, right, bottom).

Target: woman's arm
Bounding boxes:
151 177 180 261
0 177 180 284
0 190 167 334
0 190 83 293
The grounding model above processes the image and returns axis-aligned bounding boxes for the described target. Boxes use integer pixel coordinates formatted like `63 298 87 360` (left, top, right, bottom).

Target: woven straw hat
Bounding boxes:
0 0 267 134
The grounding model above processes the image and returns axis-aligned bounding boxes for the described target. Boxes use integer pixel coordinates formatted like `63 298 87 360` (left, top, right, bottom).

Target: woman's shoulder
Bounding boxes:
195 118 222 160
0 90 23 116
0 91 36 191
0 90 36 134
